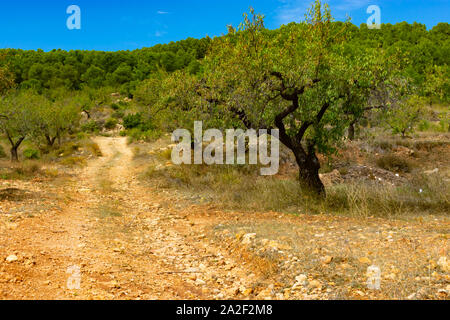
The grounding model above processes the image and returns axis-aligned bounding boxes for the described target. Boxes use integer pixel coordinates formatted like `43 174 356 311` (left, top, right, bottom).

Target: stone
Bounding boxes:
321 256 333 264
294 274 308 287
424 168 439 175
5 255 18 263
242 233 257 245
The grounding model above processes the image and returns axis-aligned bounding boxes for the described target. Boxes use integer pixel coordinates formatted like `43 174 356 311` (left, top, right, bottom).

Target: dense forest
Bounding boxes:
0 37 211 94
0 21 448 98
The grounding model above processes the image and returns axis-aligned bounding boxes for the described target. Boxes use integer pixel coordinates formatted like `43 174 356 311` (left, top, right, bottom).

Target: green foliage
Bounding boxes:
123 113 154 130
418 119 431 131
126 128 161 142
123 113 142 129
423 64 450 104
0 64 15 94
32 92 80 148
166 1 402 195
385 95 425 137
0 90 48 160
81 120 99 133
111 110 125 119
0 37 212 91
104 118 118 130
23 148 40 160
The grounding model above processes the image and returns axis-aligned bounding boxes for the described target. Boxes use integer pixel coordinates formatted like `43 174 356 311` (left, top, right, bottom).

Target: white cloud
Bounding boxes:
157 11 169 15
276 0 310 25
275 0 375 25
155 30 167 37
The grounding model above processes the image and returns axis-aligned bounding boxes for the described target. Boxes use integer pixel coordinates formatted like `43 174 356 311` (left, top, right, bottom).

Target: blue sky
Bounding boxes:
0 0 449 51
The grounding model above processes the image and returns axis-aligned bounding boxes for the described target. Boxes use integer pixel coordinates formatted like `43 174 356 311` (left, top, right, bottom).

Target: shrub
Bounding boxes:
23 148 40 160
81 120 99 133
126 128 161 142
123 113 143 129
110 103 120 111
104 118 118 130
376 155 414 173
418 120 431 132
111 110 125 119
76 132 88 140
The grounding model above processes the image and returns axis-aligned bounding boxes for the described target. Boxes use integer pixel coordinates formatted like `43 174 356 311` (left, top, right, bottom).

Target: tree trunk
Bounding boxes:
6 134 24 162
294 151 325 197
10 146 19 162
348 122 356 141
46 135 56 147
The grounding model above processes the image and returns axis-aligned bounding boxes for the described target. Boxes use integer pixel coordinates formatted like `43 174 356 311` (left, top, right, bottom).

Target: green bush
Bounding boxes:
111 110 125 119
418 120 431 132
111 103 120 110
123 113 143 129
105 118 118 130
23 148 40 160
76 132 88 140
81 120 99 133
126 128 161 142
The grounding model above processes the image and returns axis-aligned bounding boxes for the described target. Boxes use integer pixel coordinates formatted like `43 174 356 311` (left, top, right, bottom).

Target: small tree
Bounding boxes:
423 64 450 106
385 95 425 138
33 95 80 148
0 91 44 161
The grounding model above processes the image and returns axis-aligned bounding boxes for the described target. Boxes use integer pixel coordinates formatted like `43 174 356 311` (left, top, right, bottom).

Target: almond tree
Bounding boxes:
33 95 80 148
200 1 398 196
0 91 45 161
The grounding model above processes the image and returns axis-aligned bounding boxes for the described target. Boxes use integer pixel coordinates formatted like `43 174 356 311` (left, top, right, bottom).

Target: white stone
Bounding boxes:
241 233 257 245
6 255 18 263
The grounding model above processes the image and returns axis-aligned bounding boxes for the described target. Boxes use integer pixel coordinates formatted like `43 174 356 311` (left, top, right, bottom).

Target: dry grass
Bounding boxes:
0 160 60 180
143 160 449 218
324 174 449 217
60 156 87 167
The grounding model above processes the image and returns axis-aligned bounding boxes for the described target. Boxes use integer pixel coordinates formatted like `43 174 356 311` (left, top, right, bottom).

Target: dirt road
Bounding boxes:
0 137 254 299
